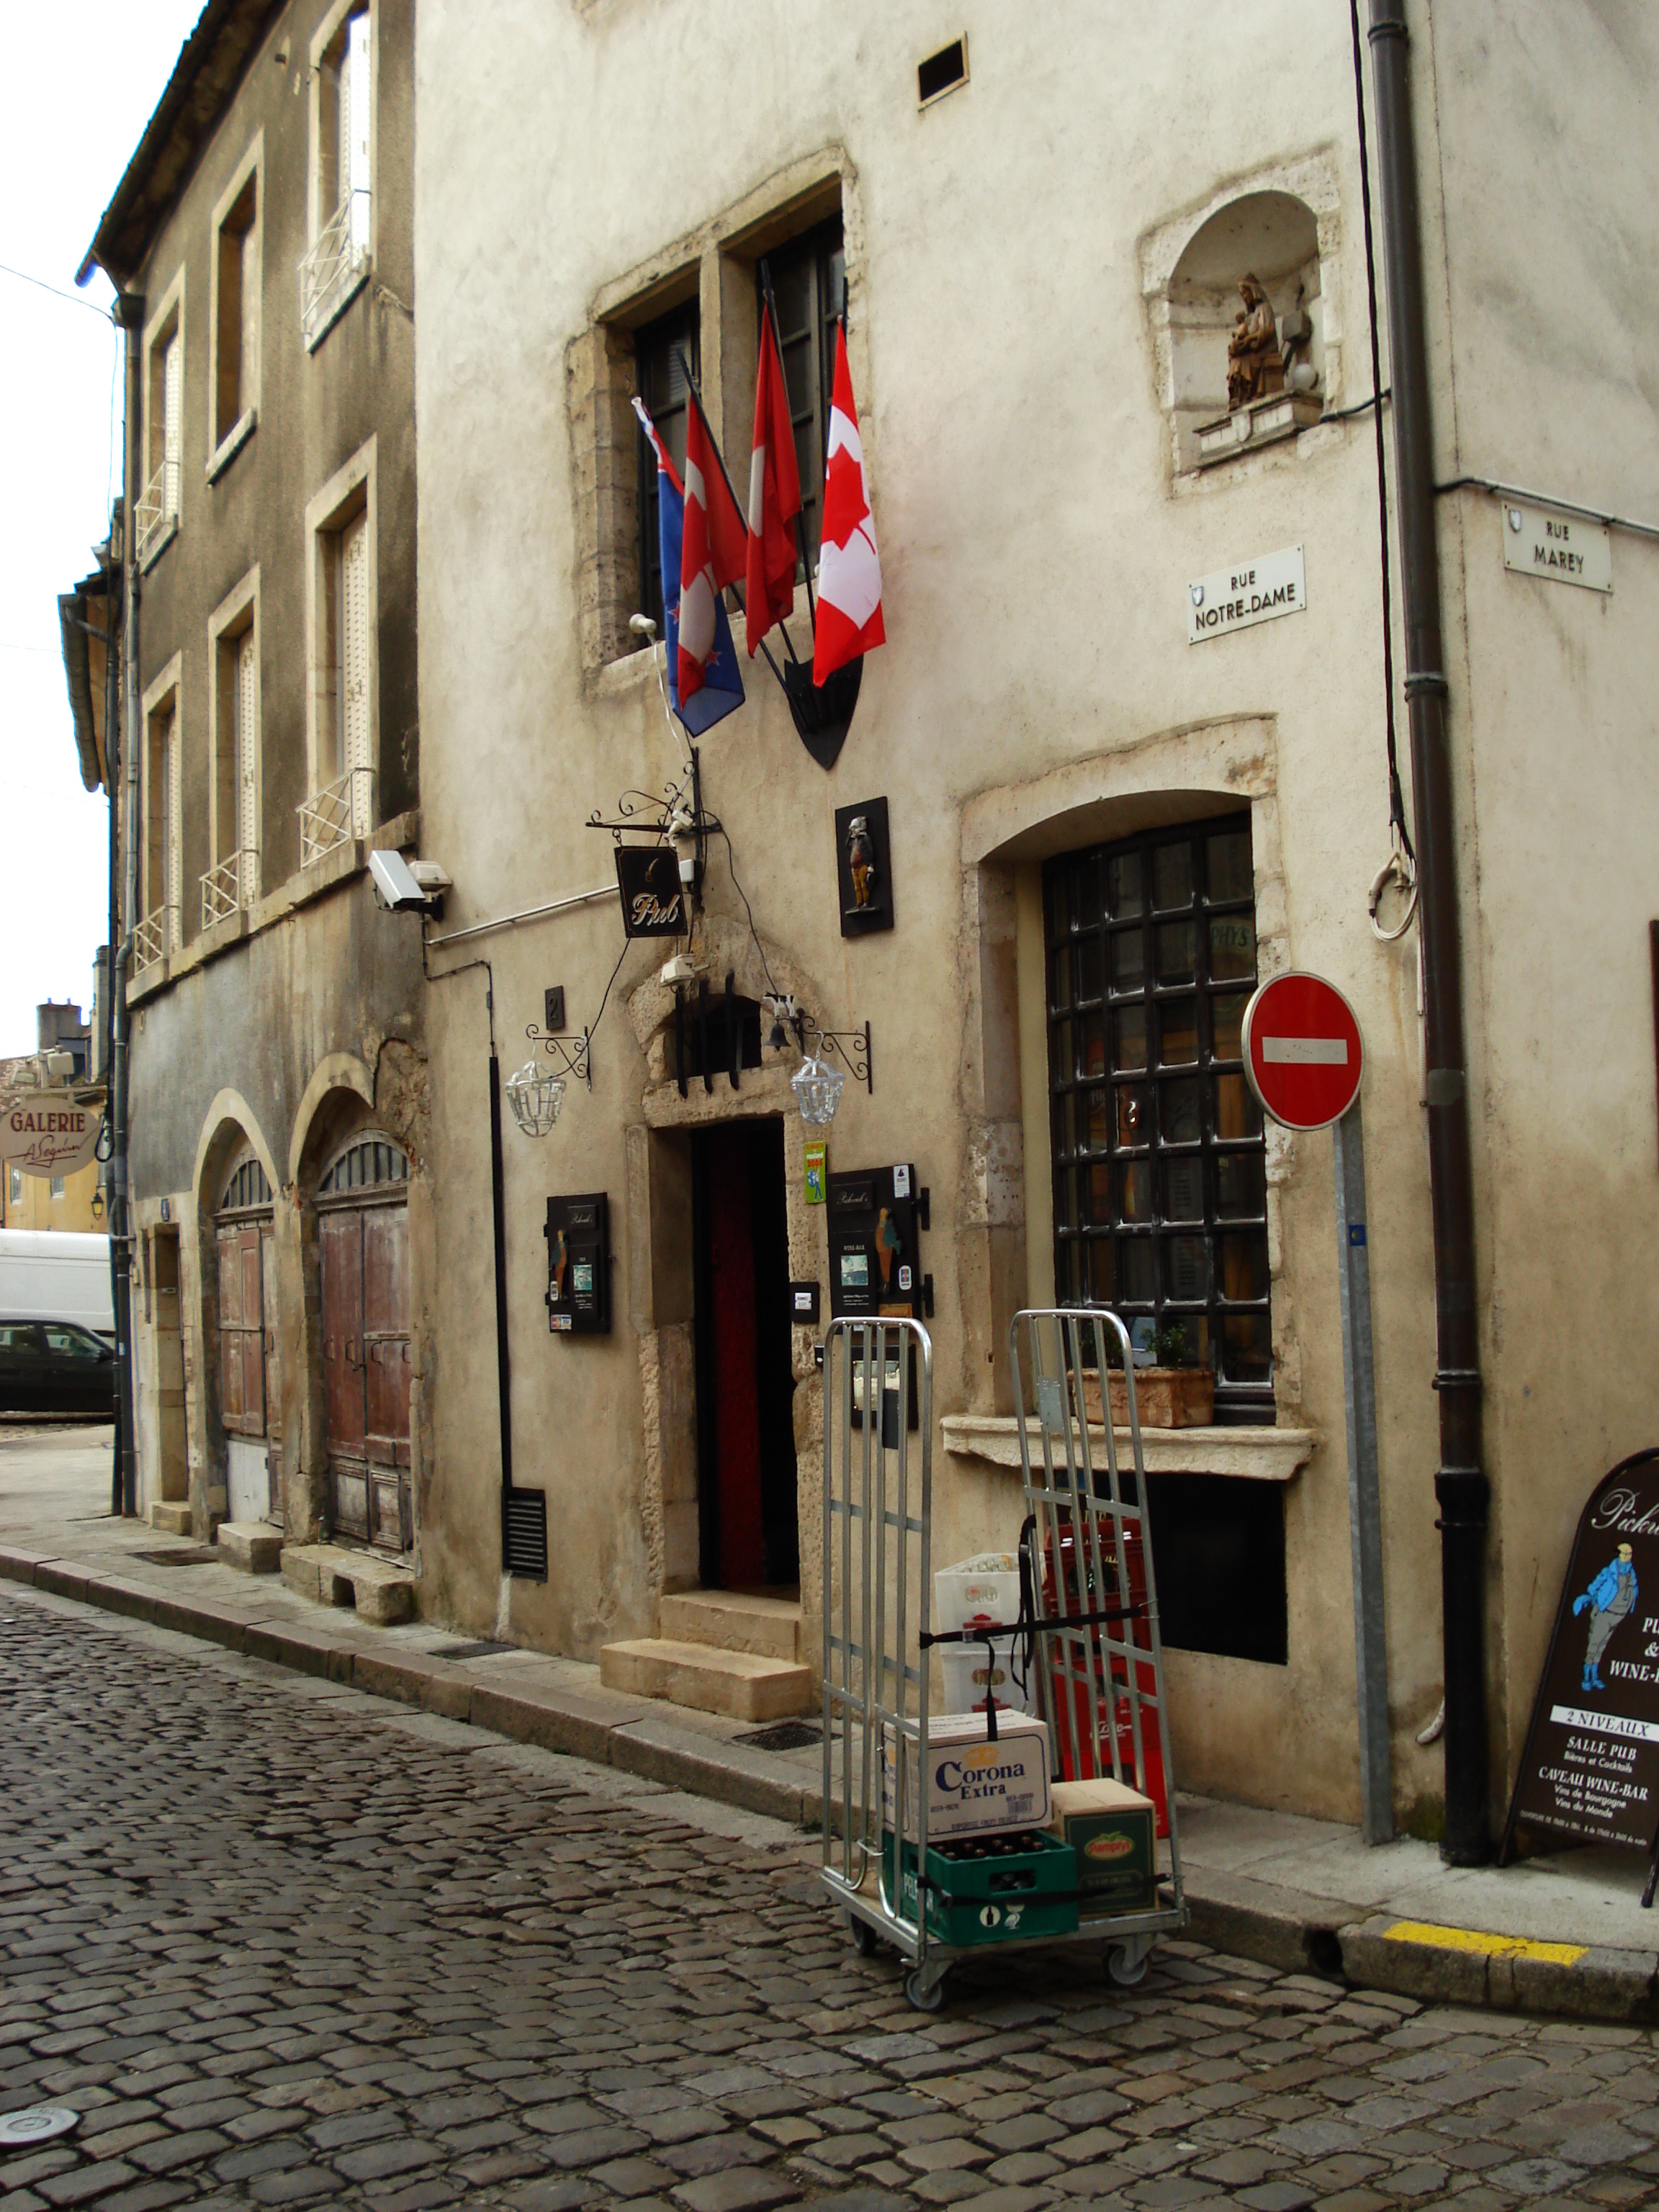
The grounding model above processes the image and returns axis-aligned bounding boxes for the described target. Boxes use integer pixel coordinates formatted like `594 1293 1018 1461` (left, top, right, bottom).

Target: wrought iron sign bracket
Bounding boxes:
586 747 717 911
807 1017 873 1097
526 1023 593 1089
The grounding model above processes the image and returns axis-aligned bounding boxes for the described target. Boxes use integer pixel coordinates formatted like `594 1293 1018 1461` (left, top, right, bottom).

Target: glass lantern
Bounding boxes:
790 1052 845 1128
505 1060 567 1136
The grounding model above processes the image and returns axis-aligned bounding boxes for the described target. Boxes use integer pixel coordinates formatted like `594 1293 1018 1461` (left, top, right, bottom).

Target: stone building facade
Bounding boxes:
77 0 426 1557
408 1 1659 1834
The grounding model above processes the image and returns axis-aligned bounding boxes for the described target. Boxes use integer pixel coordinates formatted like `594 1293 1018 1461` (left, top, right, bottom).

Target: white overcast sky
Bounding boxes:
0 2 203 1059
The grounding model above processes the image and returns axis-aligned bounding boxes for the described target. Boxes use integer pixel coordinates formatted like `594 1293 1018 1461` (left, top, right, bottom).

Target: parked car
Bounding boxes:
0 1319 117 1415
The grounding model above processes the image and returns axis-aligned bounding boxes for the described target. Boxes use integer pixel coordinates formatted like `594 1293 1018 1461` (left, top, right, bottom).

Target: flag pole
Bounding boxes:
673 346 796 687
758 261 817 639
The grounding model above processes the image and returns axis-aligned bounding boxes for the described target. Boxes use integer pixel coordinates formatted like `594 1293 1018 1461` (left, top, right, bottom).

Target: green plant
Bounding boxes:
1151 1321 1191 1368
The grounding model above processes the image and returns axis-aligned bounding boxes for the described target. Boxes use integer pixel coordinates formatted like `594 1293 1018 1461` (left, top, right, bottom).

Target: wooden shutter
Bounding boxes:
166 709 182 946
235 629 258 887
344 12 371 252
321 1212 366 1455
362 1206 410 1469
163 334 182 514
217 1224 246 1431
341 511 369 823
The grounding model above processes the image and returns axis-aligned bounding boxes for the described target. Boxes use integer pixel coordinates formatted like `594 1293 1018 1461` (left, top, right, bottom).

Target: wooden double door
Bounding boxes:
320 1196 411 1552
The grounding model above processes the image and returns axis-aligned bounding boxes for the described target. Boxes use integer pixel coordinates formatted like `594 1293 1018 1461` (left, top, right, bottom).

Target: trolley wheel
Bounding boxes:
847 1912 881 1957
905 1966 948 2013
1106 1938 1151 1988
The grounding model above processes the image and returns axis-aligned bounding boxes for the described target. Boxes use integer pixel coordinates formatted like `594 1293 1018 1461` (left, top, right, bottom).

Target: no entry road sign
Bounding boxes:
1241 971 1364 1132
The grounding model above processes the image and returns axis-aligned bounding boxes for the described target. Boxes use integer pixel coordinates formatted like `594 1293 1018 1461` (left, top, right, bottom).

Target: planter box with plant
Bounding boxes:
1079 1323 1215 1430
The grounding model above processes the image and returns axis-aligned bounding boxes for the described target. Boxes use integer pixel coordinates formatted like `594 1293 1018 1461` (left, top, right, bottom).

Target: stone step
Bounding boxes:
148 1501 192 1537
598 1637 814 1722
215 1521 282 1574
659 1588 801 1663
281 1542 415 1626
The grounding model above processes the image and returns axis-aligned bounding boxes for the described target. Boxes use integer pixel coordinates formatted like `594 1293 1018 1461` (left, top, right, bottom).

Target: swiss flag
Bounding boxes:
677 387 747 709
745 311 802 656
812 326 885 685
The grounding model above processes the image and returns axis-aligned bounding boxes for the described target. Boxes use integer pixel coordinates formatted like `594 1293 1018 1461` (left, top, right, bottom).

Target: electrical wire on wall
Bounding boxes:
1350 0 1419 949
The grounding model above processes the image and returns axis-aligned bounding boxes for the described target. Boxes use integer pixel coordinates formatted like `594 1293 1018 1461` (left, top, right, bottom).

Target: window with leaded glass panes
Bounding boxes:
1043 811 1273 1422
635 302 698 640
759 217 844 574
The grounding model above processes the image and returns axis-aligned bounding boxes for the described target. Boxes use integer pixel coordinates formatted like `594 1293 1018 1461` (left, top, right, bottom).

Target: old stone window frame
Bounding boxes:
572 154 851 673
302 437 378 856
207 131 263 480
204 567 262 922
139 266 186 570
1141 150 1343 485
138 652 184 963
302 0 374 351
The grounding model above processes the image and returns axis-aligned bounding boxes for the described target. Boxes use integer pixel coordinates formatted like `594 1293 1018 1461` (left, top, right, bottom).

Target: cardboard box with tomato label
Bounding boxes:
1046 1777 1157 1915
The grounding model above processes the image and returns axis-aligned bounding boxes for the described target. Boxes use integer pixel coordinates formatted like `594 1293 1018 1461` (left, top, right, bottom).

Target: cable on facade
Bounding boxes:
1350 0 1419 944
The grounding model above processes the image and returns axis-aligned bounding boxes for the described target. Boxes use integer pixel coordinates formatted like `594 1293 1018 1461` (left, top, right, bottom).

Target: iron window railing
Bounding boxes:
134 459 179 564
201 851 251 930
299 191 371 347
298 767 373 870
132 904 179 971
1043 810 1273 1422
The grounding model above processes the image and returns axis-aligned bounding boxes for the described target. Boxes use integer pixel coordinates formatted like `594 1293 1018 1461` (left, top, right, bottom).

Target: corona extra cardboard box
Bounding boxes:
882 1712 1051 1840
1046 1777 1156 1915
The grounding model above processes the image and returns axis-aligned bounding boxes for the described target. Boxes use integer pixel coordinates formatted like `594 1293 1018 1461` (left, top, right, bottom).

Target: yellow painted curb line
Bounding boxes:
1384 1918 1586 1966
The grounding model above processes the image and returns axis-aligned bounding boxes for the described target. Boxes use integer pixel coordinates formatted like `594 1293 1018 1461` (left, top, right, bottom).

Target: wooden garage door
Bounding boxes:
319 1136 411 1554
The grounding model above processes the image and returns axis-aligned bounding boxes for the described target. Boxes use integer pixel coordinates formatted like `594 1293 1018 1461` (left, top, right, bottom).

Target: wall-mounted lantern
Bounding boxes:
765 993 872 1128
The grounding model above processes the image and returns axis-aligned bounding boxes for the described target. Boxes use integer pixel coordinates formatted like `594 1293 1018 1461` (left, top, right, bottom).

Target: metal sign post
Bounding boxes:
1332 1102 1392 1843
1242 971 1393 1845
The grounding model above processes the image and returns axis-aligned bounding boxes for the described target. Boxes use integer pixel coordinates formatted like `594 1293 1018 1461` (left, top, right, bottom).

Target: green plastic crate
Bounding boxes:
884 1828 1080 1946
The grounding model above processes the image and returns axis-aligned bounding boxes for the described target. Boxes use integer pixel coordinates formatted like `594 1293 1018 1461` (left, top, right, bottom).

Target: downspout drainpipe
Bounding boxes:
1367 3 1490 1863
489 1040 514 1551
113 292 145 1520
103 385 126 1519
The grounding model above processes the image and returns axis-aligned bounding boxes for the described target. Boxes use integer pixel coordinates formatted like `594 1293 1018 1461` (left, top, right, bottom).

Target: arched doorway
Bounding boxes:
318 1131 412 1553
215 1146 278 1525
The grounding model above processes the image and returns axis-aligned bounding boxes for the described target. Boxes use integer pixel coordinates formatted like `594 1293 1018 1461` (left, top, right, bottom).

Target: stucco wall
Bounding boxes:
411 0 1658 1828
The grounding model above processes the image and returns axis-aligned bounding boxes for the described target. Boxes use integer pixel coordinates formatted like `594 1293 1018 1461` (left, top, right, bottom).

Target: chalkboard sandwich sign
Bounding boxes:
1501 1447 1659 1901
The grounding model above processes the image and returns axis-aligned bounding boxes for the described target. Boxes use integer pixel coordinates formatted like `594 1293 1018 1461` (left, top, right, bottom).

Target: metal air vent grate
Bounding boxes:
503 1489 549 1581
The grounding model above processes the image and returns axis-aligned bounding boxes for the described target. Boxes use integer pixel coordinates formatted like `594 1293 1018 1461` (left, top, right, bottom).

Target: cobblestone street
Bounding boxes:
4 1588 1659 2212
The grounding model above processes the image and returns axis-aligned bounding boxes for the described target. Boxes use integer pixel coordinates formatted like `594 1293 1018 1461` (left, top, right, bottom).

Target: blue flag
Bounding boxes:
634 398 745 738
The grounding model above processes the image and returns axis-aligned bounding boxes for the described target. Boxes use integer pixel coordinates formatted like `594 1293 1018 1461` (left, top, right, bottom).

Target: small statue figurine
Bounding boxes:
845 814 876 911
1226 273 1285 412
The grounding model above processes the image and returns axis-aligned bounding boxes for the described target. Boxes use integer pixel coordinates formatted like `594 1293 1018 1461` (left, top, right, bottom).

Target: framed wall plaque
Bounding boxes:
834 796 893 938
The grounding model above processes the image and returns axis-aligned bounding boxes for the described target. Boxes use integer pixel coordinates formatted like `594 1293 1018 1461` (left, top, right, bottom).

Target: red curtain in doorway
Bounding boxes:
706 1127 765 1587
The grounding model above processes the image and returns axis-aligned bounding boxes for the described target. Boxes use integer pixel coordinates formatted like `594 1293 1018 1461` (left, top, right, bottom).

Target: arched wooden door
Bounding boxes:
317 1134 411 1553
216 1150 278 1524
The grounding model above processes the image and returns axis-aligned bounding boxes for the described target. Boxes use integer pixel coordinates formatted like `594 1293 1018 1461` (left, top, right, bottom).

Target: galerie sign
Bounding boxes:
0 1095 102 1177
1188 544 1306 643
1502 1447 1659 1873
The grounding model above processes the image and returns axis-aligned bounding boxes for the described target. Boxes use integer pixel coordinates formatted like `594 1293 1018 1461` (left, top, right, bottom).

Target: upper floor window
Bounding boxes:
302 1 372 349
1043 811 1272 1422
204 572 261 928
137 657 183 971
138 273 184 566
761 217 843 572
302 441 377 866
635 302 698 641
210 139 262 472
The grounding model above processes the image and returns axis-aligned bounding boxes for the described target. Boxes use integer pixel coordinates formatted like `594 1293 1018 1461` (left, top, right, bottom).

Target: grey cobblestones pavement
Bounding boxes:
4 1588 1659 2211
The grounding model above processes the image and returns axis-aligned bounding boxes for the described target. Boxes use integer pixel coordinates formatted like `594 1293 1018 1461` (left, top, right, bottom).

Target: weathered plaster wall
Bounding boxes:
413 0 1657 1827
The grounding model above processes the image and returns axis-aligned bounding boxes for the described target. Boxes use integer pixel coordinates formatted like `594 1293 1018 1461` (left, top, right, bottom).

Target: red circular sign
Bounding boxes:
1240 971 1364 1131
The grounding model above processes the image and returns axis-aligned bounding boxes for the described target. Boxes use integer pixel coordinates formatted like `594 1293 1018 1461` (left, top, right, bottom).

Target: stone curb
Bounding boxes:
5 1538 1657 2026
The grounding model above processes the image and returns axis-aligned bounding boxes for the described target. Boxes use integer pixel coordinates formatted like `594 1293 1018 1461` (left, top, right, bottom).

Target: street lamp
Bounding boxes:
505 1061 567 1136
790 1053 846 1127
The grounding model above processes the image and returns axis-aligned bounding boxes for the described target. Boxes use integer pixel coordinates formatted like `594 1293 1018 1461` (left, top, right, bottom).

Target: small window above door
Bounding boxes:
318 1133 409 1200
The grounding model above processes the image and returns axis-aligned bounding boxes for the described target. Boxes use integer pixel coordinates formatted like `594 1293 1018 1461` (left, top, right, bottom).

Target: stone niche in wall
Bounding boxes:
1143 158 1342 481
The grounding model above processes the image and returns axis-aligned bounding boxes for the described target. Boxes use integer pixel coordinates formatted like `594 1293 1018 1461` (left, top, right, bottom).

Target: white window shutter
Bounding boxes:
163 335 183 515
166 707 182 947
345 11 372 254
342 512 370 827
236 631 258 895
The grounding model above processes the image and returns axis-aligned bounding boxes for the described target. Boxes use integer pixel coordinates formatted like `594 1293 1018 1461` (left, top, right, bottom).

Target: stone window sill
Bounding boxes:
207 407 258 483
941 1413 1317 1482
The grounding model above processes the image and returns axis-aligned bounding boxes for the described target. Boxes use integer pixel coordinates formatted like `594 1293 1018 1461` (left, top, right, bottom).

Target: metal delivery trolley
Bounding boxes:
821 1307 1187 2010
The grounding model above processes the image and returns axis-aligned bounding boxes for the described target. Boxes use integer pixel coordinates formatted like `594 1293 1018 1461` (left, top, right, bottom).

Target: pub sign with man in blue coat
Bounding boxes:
1503 1447 1659 1866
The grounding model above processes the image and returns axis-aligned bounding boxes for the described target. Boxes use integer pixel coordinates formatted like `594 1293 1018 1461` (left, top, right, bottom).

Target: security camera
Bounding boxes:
369 848 444 916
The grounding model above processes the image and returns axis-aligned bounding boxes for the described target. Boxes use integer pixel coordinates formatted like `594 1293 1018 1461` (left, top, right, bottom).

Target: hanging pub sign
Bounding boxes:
0 1095 103 1177
1501 1447 1659 1892
614 846 685 939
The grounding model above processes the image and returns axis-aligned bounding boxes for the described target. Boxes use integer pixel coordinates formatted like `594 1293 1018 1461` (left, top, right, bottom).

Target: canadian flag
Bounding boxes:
812 326 885 685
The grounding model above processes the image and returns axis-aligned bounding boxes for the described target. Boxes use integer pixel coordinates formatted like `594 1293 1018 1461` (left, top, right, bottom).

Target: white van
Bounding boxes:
0 1229 115 1338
